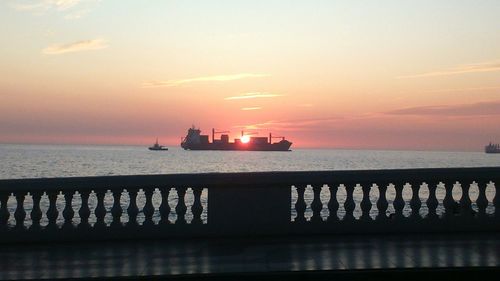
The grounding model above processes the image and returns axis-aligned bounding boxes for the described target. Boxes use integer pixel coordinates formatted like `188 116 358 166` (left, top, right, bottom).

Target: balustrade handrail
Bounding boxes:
1 167 499 192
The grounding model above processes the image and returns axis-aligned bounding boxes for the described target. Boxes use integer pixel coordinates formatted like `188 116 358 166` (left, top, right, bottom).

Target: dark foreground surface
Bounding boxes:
1 232 499 280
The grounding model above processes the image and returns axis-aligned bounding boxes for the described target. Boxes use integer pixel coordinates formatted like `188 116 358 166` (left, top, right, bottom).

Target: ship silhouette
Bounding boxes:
148 138 168 151
181 126 292 151
485 142 500 153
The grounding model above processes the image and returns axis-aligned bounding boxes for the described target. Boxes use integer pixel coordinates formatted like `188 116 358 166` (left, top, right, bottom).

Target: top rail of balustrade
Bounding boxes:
1 167 499 192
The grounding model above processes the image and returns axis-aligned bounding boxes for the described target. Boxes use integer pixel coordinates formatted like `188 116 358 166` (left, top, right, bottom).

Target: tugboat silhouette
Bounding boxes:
148 138 168 151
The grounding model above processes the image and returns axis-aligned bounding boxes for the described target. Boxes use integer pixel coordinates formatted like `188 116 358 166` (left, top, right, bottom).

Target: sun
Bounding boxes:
241 135 250 143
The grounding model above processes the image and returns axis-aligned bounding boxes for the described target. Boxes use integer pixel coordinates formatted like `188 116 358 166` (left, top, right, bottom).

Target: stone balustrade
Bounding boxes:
0 167 499 243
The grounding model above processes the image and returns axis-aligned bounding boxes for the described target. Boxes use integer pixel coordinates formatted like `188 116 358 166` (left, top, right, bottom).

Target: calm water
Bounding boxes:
1 144 499 179
0 144 498 227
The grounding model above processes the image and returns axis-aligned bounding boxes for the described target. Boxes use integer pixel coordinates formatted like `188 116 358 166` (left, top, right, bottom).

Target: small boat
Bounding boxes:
149 138 168 151
485 142 500 153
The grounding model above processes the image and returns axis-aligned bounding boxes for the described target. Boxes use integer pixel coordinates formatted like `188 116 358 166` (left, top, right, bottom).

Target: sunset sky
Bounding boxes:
1 0 499 150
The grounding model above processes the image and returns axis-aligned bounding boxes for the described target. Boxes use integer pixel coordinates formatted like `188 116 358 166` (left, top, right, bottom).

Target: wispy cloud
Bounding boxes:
11 0 98 19
64 8 89 19
424 86 500 94
142 73 269 88
11 2 45 11
236 116 344 131
12 0 81 11
398 60 500 79
225 92 283 100
385 100 500 116
241 107 262 111
42 39 108 55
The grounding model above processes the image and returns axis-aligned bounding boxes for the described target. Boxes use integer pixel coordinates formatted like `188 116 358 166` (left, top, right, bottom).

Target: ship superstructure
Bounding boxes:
181 126 292 151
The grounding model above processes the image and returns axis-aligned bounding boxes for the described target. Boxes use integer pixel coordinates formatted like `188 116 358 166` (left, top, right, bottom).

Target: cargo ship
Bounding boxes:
181 126 292 151
485 142 500 153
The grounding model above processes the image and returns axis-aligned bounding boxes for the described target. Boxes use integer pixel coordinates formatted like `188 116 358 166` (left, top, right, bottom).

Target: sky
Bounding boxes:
1 0 499 151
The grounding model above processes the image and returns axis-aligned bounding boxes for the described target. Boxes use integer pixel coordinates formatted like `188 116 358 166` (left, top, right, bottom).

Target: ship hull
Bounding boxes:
485 145 500 153
149 147 168 151
182 142 292 151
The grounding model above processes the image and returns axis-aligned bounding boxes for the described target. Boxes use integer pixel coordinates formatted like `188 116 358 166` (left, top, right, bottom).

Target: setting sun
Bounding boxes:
241 135 250 143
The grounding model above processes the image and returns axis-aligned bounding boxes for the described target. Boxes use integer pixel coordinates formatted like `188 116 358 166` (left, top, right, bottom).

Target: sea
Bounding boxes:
0 144 498 226
1 144 499 179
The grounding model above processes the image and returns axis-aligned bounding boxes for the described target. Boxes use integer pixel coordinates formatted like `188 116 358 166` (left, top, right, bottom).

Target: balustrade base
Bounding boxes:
0 232 499 280
1 216 500 244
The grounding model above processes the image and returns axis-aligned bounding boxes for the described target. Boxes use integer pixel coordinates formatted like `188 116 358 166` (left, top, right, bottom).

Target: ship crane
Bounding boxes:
241 130 258 137
212 128 230 142
269 133 285 143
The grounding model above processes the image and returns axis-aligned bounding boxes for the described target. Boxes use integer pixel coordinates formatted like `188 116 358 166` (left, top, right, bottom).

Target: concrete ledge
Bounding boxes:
1 232 499 280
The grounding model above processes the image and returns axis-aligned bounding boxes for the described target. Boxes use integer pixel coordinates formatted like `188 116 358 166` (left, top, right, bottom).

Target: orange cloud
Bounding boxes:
225 93 283 100
42 39 108 55
424 86 500 93
398 60 500 78
236 116 345 131
385 100 500 116
241 107 262 111
142 73 269 88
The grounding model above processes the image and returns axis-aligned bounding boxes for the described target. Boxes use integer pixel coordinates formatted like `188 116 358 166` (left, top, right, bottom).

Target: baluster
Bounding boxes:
175 187 187 224
159 187 171 225
327 184 339 222
127 189 139 227
344 184 355 222
0 192 10 231
476 181 488 218
459 182 473 218
494 182 500 221
442 181 456 220
409 182 422 220
14 192 26 230
377 183 389 221
78 190 91 229
143 188 155 226
393 182 405 220
30 191 43 230
360 184 372 222
311 185 323 223
94 190 106 228
62 191 74 229
46 191 59 229
110 189 123 228
191 186 203 225
295 185 306 223
427 182 439 220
